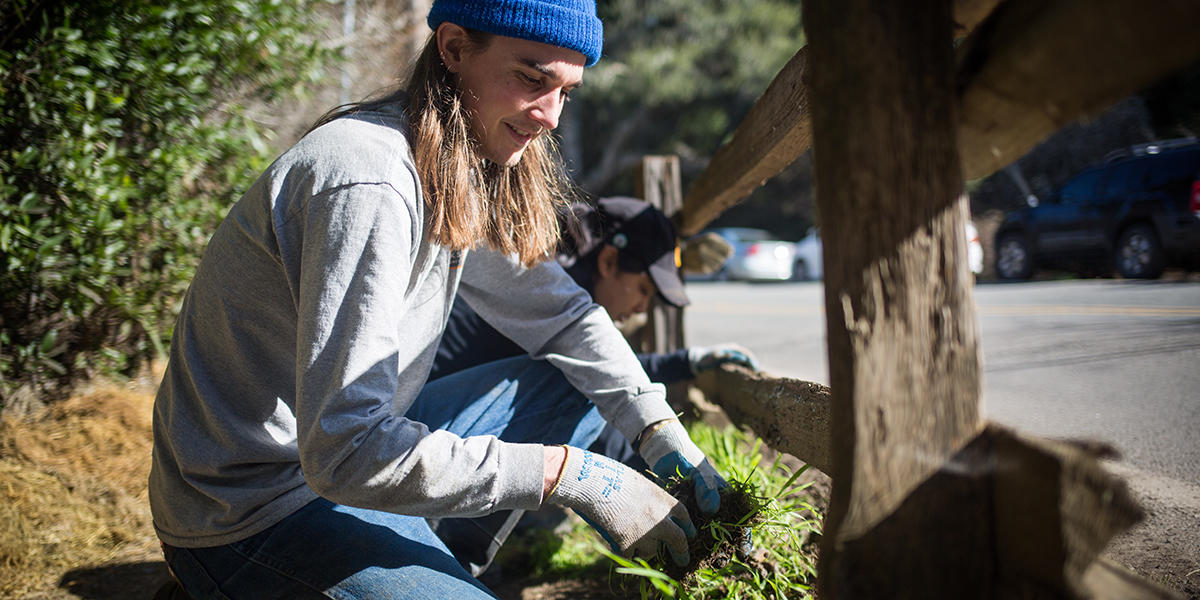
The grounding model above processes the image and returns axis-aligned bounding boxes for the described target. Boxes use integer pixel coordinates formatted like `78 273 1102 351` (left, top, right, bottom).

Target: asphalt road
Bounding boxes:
683 278 1200 592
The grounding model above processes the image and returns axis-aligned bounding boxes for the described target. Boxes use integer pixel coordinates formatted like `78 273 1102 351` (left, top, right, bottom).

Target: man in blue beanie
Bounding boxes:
149 1 727 598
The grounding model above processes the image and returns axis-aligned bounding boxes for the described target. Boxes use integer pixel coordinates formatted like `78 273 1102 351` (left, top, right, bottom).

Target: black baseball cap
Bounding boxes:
596 197 690 308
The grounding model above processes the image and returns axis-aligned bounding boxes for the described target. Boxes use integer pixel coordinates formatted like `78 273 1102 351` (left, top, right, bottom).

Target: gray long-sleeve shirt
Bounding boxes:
148 105 676 548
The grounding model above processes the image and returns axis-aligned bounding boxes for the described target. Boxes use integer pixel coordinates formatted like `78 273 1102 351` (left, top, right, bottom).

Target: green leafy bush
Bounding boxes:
0 0 335 409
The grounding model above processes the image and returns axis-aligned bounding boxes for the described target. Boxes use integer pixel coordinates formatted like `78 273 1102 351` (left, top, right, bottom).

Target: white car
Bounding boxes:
965 221 984 276
701 227 796 281
792 228 823 281
789 223 982 281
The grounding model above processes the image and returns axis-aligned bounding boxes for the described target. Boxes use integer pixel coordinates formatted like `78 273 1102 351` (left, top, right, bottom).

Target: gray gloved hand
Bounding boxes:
686 343 759 375
547 446 696 565
680 232 733 275
638 419 727 515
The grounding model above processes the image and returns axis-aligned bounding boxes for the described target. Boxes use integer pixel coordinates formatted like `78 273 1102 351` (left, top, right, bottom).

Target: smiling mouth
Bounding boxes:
506 123 537 145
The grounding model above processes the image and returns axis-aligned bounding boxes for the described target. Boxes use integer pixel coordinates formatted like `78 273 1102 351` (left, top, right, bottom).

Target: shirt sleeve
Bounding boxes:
457 247 678 445
290 183 543 518
636 350 693 385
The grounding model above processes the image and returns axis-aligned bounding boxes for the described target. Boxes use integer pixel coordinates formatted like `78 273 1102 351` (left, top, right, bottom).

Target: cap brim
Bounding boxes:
648 253 690 308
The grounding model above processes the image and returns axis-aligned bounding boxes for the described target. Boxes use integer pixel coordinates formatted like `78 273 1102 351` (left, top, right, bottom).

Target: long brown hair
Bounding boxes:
311 31 575 266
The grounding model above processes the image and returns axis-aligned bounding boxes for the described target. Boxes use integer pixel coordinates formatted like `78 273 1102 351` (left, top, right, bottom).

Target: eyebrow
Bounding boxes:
518 57 583 90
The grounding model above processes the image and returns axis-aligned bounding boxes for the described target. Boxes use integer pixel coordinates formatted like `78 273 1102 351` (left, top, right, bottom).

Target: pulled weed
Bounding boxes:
529 422 824 600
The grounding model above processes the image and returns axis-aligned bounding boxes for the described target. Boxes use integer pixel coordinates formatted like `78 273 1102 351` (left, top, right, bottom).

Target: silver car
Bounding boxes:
792 228 824 281
703 227 797 281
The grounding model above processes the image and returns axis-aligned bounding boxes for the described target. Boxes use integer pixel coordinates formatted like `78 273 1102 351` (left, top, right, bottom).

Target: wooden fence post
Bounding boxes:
805 0 988 596
634 156 688 408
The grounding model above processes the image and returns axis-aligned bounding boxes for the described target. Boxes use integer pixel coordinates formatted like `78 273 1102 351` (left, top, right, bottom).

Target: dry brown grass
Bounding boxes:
0 382 161 598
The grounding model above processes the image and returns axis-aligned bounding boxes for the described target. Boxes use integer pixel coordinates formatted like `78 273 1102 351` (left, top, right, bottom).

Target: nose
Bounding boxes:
633 293 652 315
529 91 564 131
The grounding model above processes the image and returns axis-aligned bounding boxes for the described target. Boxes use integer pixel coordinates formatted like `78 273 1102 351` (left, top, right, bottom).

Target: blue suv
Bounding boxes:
994 139 1200 280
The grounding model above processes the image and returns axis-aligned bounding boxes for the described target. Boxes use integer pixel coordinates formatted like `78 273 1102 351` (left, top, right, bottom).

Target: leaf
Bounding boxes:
78 285 103 304
775 467 805 499
40 356 68 375
0 0 338 411
616 566 678 583
39 330 58 354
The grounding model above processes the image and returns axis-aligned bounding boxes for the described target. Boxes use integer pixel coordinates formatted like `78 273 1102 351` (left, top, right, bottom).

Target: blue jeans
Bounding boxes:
164 356 606 599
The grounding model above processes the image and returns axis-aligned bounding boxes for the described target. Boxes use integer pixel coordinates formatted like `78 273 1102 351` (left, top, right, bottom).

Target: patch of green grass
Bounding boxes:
539 520 607 578
496 519 607 581
518 422 823 599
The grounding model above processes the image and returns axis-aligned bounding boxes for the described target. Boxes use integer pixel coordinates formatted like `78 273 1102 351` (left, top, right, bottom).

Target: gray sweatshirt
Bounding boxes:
148 105 676 548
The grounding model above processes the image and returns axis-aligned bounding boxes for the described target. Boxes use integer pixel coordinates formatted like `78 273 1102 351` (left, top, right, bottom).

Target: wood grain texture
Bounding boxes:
805 0 986 596
693 365 833 474
805 0 981 540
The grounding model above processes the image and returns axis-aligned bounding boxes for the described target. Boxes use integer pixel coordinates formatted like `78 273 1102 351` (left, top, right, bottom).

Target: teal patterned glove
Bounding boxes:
686 344 759 375
638 419 727 514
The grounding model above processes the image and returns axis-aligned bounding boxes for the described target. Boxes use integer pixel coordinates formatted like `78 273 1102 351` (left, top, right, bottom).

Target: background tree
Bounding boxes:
563 0 815 239
0 0 335 412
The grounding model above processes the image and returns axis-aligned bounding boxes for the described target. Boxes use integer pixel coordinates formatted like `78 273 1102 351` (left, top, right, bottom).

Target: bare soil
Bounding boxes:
1102 463 1200 599
1 378 1195 599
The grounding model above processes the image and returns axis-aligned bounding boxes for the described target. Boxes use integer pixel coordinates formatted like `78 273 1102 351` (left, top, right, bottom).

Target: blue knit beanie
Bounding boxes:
427 0 603 67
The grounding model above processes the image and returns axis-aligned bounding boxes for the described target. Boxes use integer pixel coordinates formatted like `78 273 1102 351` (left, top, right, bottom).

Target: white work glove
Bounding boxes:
686 343 759 375
638 419 727 515
547 446 696 565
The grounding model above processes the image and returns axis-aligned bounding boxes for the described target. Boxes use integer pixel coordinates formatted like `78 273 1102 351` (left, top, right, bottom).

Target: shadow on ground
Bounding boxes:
59 561 172 599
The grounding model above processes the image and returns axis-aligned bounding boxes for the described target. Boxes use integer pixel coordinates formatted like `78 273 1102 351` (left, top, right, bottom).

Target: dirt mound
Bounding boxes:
0 383 167 598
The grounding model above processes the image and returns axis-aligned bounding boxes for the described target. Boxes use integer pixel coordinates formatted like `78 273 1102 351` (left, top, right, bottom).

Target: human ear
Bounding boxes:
436 22 470 74
597 245 619 278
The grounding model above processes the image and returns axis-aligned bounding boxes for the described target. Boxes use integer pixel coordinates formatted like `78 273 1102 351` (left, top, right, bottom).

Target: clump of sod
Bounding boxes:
662 476 764 581
598 423 823 599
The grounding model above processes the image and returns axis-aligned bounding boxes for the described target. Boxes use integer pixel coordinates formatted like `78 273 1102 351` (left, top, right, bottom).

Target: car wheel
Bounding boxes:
1114 224 1164 279
792 260 809 281
995 233 1033 280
